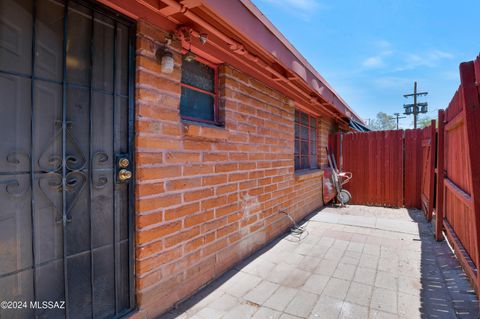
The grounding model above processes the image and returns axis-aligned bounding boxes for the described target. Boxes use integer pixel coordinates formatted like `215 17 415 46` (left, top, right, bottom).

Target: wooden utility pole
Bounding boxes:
403 81 428 129
391 113 406 130
413 82 418 128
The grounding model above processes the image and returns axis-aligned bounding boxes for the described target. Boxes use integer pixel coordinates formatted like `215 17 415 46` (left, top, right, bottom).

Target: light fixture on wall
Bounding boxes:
199 33 208 45
156 36 174 74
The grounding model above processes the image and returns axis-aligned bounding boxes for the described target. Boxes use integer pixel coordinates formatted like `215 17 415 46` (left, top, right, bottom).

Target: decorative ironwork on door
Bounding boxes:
0 0 135 318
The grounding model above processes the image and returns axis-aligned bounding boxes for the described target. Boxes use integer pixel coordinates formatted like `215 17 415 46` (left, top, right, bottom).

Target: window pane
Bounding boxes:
301 141 308 155
294 139 299 155
300 112 309 125
311 117 317 128
294 156 300 169
180 87 214 121
181 57 214 92
310 127 316 140
310 155 318 169
295 110 300 123
310 141 316 155
301 156 308 169
301 126 308 139
294 124 300 139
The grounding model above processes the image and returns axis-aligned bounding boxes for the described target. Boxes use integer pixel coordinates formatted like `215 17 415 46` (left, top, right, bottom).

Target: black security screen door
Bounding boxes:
0 0 135 318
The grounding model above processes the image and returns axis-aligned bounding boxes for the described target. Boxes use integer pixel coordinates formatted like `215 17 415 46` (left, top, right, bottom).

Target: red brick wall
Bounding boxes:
133 21 336 318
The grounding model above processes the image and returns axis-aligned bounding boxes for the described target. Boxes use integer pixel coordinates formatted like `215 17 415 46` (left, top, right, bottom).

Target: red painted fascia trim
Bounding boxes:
201 0 364 124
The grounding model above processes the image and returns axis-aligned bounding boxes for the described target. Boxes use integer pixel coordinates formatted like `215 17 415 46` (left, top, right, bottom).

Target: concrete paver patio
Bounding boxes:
161 205 479 319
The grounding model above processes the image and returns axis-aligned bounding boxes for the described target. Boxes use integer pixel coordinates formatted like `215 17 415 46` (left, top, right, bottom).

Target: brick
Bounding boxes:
164 202 200 220
137 194 182 213
239 180 257 190
227 212 244 223
136 240 164 260
137 182 165 196
137 136 182 150
205 232 216 243
137 220 182 245
137 166 181 180
217 223 239 238
137 120 162 134
201 196 227 210
184 211 214 228
183 124 228 140
204 153 229 162
216 183 238 195
136 152 163 166
239 162 256 170
164 227 201 248
228 172 248 182
215 163 238 173
202 175 228 186
224 191 236 202
137 104 179 122
183 164 214 176
202 217 228 233
203 238 228 257
166 177 202 191
182 140 213 151
165 152 201 164
136 247 182 273
137 211 163 229
185 236 204 253
215 203 239 217
162 123 182 136
138 70 181 94
184 188 214 202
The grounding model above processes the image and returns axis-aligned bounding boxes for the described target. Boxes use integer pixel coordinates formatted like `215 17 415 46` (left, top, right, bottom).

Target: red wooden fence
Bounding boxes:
436 56 480 292
331 130 405 207
420 121 436 221
331 55 480 293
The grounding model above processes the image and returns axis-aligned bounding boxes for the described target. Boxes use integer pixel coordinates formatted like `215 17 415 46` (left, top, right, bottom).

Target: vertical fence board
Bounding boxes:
436 110 445 241
460 60 480 290
405 129 423 208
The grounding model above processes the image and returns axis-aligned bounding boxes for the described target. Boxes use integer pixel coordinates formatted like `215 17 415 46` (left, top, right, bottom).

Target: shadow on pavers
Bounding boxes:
159 209 319 319
408 209 479 319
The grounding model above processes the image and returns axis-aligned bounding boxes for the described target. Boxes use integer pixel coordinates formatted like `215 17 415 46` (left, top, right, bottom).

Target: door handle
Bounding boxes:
116 154 132 183
118 169 132 182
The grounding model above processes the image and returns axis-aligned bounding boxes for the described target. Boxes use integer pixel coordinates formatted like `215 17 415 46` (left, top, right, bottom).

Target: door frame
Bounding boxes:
57 0 137 316
90 0 138 315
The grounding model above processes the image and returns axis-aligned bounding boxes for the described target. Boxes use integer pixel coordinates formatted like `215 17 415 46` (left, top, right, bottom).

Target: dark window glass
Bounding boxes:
180 56 216 122
294 110 318 170
180 86 215 122
181 57 214 92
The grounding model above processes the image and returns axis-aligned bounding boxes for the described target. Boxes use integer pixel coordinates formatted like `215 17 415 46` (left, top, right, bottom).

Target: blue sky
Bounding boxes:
251 0 480 128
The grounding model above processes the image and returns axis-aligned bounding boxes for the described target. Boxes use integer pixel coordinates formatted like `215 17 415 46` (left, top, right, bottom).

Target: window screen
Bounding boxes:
294 110 318 170
180 57 217 123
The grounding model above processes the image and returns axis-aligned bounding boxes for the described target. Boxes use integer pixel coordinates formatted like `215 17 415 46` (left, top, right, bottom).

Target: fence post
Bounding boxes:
427 120 436 222
460 61 480 289
435 111 445 241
